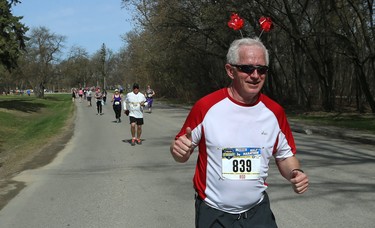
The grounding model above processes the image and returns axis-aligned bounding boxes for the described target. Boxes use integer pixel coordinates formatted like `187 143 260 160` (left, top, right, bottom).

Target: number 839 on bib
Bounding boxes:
221 147 261 180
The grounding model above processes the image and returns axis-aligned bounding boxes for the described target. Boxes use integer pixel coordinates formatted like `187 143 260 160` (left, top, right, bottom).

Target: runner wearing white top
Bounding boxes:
124 83 146 146
170 38 309 228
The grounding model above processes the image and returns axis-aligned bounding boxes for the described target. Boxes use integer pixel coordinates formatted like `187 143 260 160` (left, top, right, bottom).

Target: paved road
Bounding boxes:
0 98 374 227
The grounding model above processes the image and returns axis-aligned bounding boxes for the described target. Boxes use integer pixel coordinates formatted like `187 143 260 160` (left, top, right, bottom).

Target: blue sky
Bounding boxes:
12 0 134 56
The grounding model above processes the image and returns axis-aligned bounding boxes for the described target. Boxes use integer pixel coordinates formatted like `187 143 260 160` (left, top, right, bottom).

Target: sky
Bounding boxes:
12 0 134 56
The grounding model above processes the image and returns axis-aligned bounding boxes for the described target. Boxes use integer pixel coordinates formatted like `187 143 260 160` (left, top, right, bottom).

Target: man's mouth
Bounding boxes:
247 81 260 85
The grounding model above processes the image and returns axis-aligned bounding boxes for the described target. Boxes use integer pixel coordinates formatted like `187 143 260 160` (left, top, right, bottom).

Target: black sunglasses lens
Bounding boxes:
239 65 256 74
232 64 268 74
257 66 268 74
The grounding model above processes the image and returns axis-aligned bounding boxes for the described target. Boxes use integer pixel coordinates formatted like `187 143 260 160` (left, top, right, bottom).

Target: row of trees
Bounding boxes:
1 0 374 113
1 25 115 98
120 0 375 113
1 0 133 98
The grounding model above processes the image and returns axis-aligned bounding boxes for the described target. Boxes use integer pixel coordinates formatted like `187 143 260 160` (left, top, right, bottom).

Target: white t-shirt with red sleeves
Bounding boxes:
175 88 296 214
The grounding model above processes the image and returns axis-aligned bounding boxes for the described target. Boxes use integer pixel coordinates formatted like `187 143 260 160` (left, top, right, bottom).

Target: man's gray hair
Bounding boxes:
226 37 269 65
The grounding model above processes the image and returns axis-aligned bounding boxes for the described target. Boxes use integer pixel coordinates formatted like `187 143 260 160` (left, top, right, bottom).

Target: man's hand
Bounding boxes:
170 127 194 163
124 110 129 116
289 170 309 194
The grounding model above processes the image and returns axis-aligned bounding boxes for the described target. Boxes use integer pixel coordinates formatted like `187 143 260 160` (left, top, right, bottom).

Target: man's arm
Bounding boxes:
123 94 129 110
276 156 309 194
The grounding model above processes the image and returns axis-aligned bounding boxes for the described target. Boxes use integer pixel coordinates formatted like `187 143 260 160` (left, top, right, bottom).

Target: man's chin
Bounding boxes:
246 87 261 95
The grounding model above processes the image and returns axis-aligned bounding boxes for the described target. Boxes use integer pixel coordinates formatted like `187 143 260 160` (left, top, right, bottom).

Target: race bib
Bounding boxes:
114 101 120 105
221 147 261 180
130 102 140 108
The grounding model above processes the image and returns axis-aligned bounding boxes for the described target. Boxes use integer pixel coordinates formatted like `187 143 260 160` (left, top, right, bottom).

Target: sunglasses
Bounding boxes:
231 64 269 75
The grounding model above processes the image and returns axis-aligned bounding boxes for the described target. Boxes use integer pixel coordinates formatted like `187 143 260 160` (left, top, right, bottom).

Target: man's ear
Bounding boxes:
225 64 235 80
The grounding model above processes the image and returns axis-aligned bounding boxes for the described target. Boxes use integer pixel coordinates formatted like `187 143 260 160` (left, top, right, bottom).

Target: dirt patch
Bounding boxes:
0 111 75 211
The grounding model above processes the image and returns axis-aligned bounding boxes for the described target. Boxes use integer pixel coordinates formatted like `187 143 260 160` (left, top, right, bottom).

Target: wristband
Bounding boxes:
291 168 304 173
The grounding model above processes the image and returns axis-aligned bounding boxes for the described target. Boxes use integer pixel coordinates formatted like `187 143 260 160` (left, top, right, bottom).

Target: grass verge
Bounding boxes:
0 94 74 179
288 112 375 134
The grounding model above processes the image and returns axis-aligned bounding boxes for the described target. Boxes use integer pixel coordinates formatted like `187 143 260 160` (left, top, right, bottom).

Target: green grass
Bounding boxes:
288 113 375 134
0 94 74 154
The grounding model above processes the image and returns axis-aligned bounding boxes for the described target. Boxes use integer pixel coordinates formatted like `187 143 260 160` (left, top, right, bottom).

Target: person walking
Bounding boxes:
145 85 155 113
102 89 108 105
111 89 123 123
94 88 103 115
86 88 92 107
170 37 309 228
78 88 84 102
71 89 76 102
124 83 146 146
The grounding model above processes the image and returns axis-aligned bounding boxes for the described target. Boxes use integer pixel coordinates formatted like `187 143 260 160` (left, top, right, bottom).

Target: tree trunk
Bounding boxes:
34 83 45 98
356 63 375 113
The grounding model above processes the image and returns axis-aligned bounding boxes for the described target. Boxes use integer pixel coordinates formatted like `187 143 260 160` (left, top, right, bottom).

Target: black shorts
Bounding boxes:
129 116 144 125
195 192 277 228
